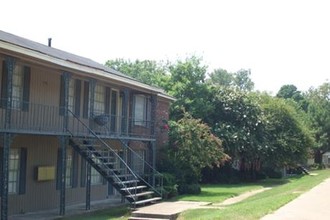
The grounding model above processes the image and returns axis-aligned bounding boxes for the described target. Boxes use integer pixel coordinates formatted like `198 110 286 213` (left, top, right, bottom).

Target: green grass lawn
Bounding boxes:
58 169 330 220
175 179 287 203
58 206 131 220
178 169 330 220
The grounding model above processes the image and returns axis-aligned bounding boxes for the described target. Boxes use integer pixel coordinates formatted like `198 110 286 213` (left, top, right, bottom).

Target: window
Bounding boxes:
8 149 20 194
68 78 75 113
1 61 30 111
94 84 105 115
110 90 118 132
0 148 27 195
12 65 24 109
65 149 73 188
131 150 145 175
91 167 103 185
134 95 151 127
56 148 78 189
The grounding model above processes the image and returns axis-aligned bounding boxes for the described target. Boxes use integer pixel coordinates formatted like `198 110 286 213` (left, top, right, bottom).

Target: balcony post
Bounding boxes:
150 141 156 187
58 136 68 216
62 72 71 132
121 89 129 135
4 56 15 129
88 79 96 129
1 134 12 220
150 95 157 136
85 79 95 209
85 162 91 210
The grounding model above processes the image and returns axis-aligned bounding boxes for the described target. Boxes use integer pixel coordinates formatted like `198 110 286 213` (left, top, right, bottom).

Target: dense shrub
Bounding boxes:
162 173 178 199
178 183 201 195
201 163 240 184
263 168 283 179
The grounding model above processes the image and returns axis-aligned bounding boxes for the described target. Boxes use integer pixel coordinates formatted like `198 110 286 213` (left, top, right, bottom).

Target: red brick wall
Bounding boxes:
155 98 171 147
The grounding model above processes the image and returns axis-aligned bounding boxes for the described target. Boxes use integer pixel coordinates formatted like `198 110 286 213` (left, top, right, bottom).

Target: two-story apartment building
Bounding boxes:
0 30 173 219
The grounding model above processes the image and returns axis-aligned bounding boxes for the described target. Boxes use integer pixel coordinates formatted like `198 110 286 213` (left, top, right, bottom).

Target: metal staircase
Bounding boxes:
67 110 163 207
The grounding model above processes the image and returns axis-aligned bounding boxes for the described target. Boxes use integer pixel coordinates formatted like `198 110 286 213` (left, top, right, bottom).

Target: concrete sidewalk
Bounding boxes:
131 201 210 219
262 177 330 220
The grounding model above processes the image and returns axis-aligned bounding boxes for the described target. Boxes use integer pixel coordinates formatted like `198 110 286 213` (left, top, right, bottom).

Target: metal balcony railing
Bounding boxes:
0 99 155 139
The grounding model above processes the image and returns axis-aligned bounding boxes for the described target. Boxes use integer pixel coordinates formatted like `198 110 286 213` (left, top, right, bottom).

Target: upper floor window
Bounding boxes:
1 60 31 111
133 95 151 127
59 76 82 116
12 65 24 109
68 78 75 113
94 84 105 115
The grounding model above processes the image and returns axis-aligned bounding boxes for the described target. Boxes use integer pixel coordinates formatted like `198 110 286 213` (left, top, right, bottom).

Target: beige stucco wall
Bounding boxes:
1 135 110 215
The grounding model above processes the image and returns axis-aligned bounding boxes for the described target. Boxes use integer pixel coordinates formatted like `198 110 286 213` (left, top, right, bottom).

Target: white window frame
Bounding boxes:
12 65 24 109
68 78 75 113
8 148 20 194
91 166 102 185
94 84 105 115
110 89 120 132
134 95 151 127
132 150 145 175
65 149 73 188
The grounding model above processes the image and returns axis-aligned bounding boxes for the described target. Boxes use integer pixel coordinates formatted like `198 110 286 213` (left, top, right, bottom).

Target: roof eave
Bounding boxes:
0 40 171 97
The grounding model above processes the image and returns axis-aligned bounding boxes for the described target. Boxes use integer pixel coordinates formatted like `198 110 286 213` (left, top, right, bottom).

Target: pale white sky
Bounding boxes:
1 0 329 93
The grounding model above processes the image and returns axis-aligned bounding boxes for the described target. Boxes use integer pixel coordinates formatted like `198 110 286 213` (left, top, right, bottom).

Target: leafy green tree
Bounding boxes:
210 88 265 178
306 82 330 162
105 58 170 88
277 84 307 110
167 56 214 120
208 68 254 91
260 95 314 168
208 68 234 88
167 112 229 184
234 69 254 91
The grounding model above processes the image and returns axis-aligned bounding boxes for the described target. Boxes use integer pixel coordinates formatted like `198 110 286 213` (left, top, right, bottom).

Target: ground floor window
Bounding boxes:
9 148 20 194
91 166 102 185
66 149 73 188
131 150 145 175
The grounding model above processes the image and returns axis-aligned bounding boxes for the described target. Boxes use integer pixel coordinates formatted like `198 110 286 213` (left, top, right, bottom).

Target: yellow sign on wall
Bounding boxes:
37 166 55 181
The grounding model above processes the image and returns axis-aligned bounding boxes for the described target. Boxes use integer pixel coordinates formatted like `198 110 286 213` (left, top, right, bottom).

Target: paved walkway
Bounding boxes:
132 201 210 219
262 178 330 220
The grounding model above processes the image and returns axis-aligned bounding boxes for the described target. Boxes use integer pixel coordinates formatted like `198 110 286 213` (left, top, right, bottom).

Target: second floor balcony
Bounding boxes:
0 99 155 140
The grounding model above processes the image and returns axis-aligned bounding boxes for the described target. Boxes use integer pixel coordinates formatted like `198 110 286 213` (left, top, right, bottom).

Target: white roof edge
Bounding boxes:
158 93 176 101
0 41 173 99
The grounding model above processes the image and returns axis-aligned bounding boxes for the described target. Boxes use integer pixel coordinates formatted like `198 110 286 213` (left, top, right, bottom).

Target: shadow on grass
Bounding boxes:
58 205 131 220
173 191 238 202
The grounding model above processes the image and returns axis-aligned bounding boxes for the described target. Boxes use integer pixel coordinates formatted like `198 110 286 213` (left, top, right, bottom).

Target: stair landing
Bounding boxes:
129 201 210 220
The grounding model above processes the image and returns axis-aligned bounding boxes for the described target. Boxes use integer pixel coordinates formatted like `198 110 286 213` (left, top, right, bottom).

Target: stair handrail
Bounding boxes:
67 110 139 188
119 139 163 197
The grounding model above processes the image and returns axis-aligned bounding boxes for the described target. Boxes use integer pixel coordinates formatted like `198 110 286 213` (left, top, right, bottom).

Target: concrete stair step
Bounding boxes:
133 197 162 205
128 217 170 220
116 179 140 185
126 191 154 198
130 210 172 220
121 185 147 191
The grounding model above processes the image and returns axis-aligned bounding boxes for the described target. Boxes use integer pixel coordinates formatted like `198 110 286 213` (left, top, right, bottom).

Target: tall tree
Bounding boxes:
166 112 229 184
234 69 254 91
260 95 314 168
208 68 234 88
210 88 266 178
277 84 305 105
306 82 330 162
208 68 254 91
167 56 214 120
105 58 170 88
